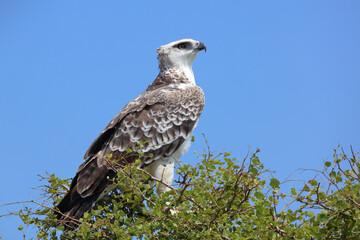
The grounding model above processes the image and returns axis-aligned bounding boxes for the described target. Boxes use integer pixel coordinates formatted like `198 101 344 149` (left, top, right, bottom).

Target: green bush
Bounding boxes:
3 143 360 239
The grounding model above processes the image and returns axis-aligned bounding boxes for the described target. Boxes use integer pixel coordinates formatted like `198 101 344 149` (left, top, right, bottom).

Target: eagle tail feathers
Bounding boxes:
55 158 116 230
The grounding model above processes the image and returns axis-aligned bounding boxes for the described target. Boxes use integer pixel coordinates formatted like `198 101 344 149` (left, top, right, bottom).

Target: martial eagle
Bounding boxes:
56 39 206 228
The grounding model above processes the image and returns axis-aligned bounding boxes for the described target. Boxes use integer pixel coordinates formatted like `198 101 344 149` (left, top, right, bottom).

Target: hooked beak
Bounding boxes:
196 41 207 52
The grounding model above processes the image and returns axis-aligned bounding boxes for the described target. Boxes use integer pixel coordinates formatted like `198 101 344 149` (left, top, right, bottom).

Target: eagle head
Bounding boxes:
157 39 206 72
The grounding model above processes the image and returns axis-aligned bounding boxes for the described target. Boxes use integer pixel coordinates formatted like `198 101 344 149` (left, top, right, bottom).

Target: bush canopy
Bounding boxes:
2 141 360 239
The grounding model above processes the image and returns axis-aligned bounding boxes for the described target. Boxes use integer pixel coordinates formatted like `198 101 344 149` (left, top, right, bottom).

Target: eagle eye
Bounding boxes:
177 43 187 50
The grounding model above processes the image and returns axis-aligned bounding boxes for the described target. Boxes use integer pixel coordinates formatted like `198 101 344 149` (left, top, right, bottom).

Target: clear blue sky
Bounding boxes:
1 1 359 238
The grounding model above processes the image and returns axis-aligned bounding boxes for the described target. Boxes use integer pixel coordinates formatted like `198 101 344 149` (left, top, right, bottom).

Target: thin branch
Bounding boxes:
277 188 305 216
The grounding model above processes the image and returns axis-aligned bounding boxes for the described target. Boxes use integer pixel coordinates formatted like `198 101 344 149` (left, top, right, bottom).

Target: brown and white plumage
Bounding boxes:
56 39 206 228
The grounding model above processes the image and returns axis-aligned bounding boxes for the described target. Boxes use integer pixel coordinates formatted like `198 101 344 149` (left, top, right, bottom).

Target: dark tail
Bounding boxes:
55 158 116 230
56 189 101 230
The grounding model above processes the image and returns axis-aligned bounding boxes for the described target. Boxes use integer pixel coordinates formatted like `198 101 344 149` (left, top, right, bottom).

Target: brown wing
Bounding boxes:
84 86 204 165
96 86 204 166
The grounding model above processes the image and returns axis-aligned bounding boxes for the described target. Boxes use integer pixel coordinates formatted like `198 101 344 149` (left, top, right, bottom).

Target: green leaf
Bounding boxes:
329 171 336 178
335 176 343 183
291 188 297 195
254 191 263 199
252 158 260 165
325 161 331 167
270 178 280 188
303 184 310 192
305 211 315 218
317 211 328 224
57 225 65 231
310 180 318 186
249 167 258 174
318 191 326 200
